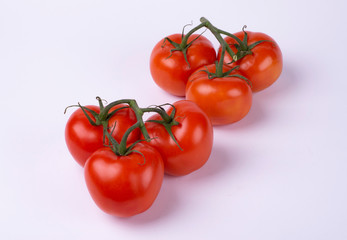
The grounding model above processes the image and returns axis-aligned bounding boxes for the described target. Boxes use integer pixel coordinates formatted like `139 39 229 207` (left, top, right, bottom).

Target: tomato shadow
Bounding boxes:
263 60 299 98
219 61 298 130
106 144 233 224
182 143 240 183
217 97 265 131
108 62 299 223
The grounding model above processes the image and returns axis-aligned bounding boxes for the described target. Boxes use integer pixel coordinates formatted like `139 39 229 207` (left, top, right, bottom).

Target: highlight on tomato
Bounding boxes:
150 33 216 96
143 100 214 176
218 28 283 92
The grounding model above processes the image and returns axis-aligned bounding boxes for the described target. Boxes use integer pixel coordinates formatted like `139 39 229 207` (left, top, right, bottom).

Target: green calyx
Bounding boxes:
146 104 183 151
225 25 274 64
147 119 182 151
160 17 240 68
199 65 252 88
162 17 272 70
104 121 146 156
65 97 183 157
63 97 118 127
162 22 206 68
199 17 238 62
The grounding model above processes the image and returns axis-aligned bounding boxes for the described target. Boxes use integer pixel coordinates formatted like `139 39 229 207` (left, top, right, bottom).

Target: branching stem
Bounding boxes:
66 97 179 157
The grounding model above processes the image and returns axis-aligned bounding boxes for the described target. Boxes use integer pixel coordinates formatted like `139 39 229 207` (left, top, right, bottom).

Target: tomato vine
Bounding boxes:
66 97 182 157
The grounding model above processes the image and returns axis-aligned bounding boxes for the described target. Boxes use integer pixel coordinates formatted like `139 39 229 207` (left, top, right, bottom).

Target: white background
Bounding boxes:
1 0 346 239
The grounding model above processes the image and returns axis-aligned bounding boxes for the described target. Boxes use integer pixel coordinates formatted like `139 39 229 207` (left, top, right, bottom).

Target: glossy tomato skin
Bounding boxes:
143 100 213 176
150 34 216 96
186 64 252 125
65 105 103 167
84 143 164 217
65 104 140 167
218 31 283 92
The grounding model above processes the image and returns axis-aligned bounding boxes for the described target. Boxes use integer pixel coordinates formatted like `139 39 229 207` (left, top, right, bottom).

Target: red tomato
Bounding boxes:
186 64 252 125
218 31 283 92
150 34 216 96
143 100 213 176
65 104 140 167
84 143 164 217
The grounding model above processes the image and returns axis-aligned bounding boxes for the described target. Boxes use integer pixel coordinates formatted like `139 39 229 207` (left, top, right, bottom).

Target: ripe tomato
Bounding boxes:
186 64 252 125
143 100 213 176
84 143 164 217
150 34 216 96
218 31 283 92
65 104 140 167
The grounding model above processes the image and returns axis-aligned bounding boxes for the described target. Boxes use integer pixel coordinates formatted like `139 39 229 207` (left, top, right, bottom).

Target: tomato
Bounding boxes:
143 100 213 176
65 104 140 167
84 143 164 217
150 34 216 96
218 31 283 92
186 64 252 125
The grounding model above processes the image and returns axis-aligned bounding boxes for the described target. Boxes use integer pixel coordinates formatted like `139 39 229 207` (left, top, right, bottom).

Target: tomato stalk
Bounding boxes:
67 97 183 157
161 17 250 86
199 17 238 65
144 104 183 151
119 103 182 153
163 17 239 68
115 122 142 156
180 22 206 47
97 98 134 123
163 22 206 67
200 18 274 64
95 98 150 141
162 17 271 88
64 97 126 127
199 17 246 81
197 18 252 87
220 25 275 63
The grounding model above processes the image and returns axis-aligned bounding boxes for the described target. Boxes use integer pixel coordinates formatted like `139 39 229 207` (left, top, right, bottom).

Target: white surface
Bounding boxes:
1 0 346 239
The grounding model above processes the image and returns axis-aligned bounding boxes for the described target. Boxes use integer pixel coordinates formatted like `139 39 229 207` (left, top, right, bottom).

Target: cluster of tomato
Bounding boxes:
65 17 283 218
150 17 283 125
65 97 213 217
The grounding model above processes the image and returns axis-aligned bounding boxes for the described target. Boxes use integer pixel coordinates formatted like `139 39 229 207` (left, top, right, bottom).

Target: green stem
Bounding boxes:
98 98 134 122
96 96 105 112
164 17 241 68
216 45 226 77
98 98 175 144
200 17 230 53
141 107 172 123
164 17 255 70
180 22 206 47
200 17 237 76
118 122 141 155
72 97 183 156
217 28 247 51
128 100 149 141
